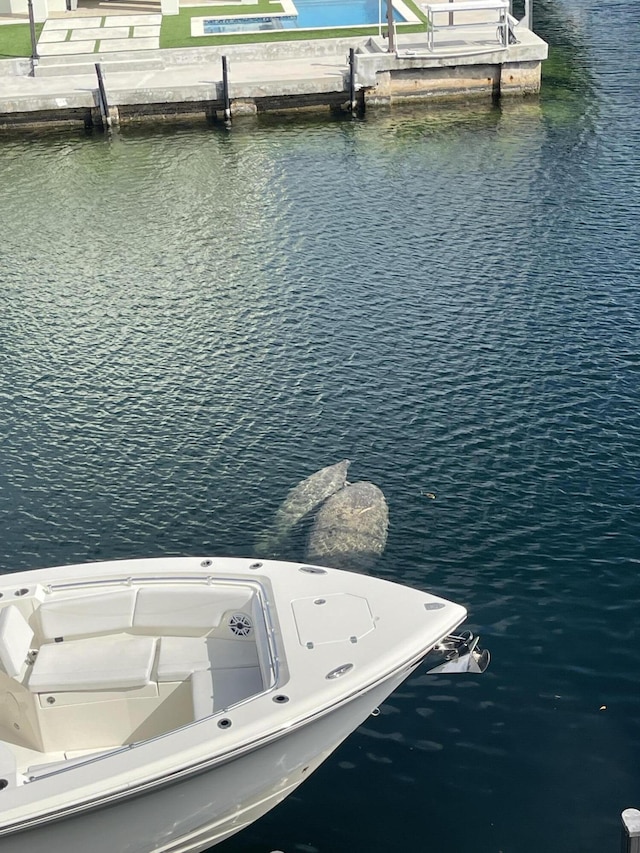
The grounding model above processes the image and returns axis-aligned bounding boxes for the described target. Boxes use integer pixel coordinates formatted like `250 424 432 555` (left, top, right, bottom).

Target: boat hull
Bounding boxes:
1 662 418 853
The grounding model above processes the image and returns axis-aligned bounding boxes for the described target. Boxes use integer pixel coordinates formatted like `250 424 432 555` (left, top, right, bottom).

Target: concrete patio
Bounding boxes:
37 13 161 55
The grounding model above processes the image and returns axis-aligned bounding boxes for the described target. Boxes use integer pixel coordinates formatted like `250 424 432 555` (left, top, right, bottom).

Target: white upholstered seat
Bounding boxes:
29 634 157 693
38 589 137 641
133 586 251 635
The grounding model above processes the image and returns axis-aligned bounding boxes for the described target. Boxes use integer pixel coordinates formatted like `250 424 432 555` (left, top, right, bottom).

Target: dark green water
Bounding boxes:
1 1 639 850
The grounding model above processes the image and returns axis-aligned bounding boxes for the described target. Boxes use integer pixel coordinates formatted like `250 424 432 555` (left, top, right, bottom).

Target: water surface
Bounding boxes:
1 1 639 851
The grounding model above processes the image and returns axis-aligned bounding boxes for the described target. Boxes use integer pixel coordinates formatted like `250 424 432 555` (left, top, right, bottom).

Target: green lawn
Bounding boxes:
0 5 427 56
160 1 427 49
0 22 43 59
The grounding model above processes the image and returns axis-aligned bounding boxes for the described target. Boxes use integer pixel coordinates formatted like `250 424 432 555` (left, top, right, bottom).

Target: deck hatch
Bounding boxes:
291 594 375 646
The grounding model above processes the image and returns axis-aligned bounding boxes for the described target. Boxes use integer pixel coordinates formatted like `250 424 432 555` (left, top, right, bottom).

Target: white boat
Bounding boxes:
0 556 487 852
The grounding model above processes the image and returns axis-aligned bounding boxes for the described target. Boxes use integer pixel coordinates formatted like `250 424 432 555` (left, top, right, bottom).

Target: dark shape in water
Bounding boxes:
255 460 350 555
305 481 389 572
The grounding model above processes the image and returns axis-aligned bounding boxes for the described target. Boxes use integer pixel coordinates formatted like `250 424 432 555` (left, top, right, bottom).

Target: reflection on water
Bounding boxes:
1 2 640 851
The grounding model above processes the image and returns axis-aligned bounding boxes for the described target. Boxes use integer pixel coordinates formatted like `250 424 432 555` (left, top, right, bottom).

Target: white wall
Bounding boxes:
1 0 66 20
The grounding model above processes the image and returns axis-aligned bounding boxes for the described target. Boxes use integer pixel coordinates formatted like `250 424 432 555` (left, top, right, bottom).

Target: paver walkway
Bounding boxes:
37 13 161 56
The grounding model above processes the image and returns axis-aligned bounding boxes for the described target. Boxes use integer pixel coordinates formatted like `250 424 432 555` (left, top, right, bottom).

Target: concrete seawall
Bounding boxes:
0 23 548 130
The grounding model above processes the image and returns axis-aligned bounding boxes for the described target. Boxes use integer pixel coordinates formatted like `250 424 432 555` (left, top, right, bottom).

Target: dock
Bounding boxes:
0 4 548 130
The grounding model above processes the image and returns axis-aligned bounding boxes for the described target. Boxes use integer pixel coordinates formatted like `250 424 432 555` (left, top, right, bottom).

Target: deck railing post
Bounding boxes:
622 809 640 853
27 0 39 74
386 0 396 52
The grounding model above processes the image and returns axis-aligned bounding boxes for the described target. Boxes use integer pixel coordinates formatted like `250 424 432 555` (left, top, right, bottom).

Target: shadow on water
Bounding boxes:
535 0 597 124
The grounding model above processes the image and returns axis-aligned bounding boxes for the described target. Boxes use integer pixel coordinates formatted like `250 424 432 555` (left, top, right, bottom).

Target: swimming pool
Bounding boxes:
294 0 403 28
201 0 406 35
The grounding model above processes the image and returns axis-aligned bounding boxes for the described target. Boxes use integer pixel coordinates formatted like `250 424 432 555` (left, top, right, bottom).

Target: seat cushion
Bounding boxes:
0 605 34 679
28 634 157 693
157 637 211 682
133 586 253 635
38 590 137 641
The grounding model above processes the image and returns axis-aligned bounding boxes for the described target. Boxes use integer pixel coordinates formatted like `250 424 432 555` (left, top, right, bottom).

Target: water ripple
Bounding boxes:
2 6 640 850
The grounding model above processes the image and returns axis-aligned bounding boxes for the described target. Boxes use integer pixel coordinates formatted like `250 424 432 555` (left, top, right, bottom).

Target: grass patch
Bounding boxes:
160 1 427 49
0 22 43 59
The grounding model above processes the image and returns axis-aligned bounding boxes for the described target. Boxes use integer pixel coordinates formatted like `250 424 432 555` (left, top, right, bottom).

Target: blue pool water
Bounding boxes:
203 0 403 34
294 0 402 27
203 17 295 33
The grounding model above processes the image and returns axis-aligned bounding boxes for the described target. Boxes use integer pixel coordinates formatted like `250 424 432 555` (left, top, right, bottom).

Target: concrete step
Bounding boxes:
34 56 164 77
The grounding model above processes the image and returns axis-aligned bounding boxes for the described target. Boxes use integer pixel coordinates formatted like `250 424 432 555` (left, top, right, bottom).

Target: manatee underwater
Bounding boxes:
305 481 389 572
254 460 350 555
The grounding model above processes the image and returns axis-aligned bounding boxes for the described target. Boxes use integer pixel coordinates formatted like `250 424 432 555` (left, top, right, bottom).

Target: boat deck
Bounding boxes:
0 573 270 780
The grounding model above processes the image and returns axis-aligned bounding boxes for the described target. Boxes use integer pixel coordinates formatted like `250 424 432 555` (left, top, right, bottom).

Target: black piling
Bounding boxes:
221 55 231 122
348 48 357 114
95 62 110 129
